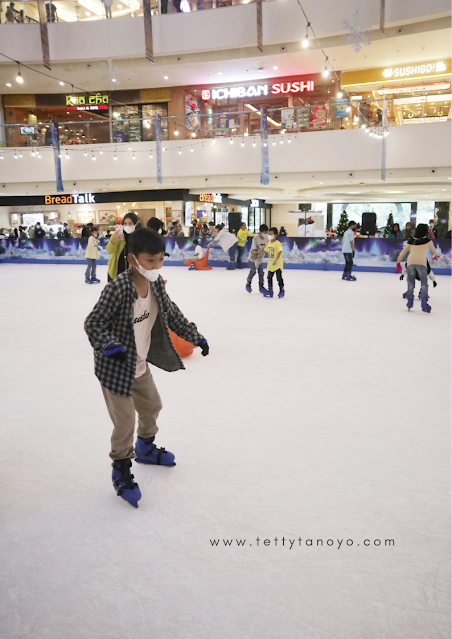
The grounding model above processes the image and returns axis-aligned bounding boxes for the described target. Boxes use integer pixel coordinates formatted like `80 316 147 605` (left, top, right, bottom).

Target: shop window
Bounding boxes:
112 104 168 144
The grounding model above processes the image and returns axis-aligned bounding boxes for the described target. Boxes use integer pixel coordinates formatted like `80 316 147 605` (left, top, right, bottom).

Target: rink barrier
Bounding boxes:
0 237 450 273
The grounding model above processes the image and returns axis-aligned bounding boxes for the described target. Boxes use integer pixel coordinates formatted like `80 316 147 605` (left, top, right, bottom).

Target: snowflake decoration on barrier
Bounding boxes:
342 10 371 53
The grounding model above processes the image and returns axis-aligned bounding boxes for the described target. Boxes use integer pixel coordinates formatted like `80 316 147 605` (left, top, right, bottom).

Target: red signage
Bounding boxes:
67 105 109 111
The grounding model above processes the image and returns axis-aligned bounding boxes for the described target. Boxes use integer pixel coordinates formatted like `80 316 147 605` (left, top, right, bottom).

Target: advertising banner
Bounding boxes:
381 93 387 182
281 107 295 130
37 0 51 70
260 107 269 186
2 238 450 274
309 106 328 128
143 0 154 64
257 0 263 53
185 96 200 132
334 98 349 118
50 121 64 193
217 114 229 132
296 106 310 128
205 106 215 133
156 112 162 184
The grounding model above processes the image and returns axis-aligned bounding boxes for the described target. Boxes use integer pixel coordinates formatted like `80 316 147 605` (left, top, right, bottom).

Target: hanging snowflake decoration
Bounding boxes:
342 10 371 53
100 58 121 90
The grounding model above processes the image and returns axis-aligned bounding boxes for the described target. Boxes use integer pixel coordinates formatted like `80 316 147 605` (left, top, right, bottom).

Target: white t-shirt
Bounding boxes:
214 229 238 252
195 245 204 259
133 287 158 378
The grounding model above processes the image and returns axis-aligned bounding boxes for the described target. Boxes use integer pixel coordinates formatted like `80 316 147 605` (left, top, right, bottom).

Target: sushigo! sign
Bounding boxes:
202 81 315 101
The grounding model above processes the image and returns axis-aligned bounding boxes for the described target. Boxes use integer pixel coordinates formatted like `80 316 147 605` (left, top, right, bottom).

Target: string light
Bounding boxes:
302 23 310 48
31 150 36 157
280 137 284 144
241 139 245 147
114 153 117 160
16 63 23 84
132 152 136 159
128 144 131 151
252 139 256 147
84 150 87 156
178 148 182 155
322 62 330 78
65 151 69 159
92 152 96 160
190 147 194 152
287 136 291 143
14 152 18 159
211 138 216 145
99 149 103 154
0 153 3 159
149 152 153 159
337 91 343 99
230 138 234 144
272 139 276 146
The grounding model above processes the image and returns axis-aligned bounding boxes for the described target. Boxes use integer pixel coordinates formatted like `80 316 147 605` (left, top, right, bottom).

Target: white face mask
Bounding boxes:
267 234 275 241
123 224 135 235
133 257 160 282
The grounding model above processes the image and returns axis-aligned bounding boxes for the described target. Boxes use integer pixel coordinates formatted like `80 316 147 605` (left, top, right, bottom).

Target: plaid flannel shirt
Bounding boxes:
84 269 204 396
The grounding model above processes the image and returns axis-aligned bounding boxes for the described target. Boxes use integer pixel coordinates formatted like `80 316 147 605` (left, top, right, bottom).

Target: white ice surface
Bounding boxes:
0 264 450 639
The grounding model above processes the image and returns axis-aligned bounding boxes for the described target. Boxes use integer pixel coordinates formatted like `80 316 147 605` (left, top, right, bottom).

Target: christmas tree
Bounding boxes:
336 210 349 237
384 212 394 237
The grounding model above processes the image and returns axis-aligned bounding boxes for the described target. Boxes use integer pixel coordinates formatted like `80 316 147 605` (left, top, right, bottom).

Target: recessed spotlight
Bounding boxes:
273 66 278 70
112 79 116 83
85 11 91 16
117 3 122 7
258 68 264 72
59 81 65 86
164 76 169 80
6 83 11 87
217 72 222 76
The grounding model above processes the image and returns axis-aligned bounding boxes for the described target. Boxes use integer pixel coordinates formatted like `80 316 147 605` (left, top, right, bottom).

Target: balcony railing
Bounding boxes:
1 96 451 149
0 0 259 23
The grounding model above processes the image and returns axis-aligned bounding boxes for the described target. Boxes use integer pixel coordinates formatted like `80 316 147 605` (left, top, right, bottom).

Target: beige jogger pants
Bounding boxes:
101 366 163 460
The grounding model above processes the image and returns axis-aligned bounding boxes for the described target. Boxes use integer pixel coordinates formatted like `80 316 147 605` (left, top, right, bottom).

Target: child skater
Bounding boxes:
188 239 204 270
342 220 357 281
262 227 284 298
85 225 100 284
246 224 268 293
396 223 439 313
85 228 209 508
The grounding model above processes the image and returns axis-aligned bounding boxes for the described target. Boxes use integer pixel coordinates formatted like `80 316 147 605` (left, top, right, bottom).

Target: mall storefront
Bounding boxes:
340 58 451 128
0 189 271 236
170 73 342 139
1 88 173 147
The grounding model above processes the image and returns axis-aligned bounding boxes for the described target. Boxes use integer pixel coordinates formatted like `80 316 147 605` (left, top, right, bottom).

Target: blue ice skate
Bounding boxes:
262 288 273 298
407 298 414 311
85 278 93 284
278 290 285 298
135 436 176 467
91 277 101 284
259 286 265 293
421 297 431 313
188 264 195 271
245 283 252 293
226 262 236 270
402 291 408 299
345 273 356 281
112 459 141 508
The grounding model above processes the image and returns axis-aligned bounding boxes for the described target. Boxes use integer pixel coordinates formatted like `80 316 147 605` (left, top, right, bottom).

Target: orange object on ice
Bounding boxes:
169 329 195 358
184 248 213 271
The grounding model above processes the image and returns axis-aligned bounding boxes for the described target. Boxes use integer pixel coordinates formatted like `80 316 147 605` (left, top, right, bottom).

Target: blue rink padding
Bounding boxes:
0 236 451 274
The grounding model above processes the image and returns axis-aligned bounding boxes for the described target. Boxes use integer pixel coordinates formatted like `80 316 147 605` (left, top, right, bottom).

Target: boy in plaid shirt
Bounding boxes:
85 228 209 508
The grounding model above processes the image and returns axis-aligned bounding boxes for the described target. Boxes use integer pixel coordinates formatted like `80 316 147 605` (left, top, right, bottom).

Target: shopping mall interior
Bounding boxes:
0 2 450 638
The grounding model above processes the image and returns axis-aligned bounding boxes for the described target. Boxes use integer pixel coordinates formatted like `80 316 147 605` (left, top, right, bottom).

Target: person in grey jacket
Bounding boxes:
245 224 268 293
84 228 209 508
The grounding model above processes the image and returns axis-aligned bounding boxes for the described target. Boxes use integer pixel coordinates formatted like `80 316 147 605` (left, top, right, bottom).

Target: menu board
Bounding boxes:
281 107 295 130
217 114 229 132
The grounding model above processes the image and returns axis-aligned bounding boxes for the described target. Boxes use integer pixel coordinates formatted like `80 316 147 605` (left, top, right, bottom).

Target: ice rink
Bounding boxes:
0 264 450 639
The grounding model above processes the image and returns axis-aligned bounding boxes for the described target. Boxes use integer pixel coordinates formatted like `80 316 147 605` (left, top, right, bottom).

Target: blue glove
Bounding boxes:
199 339 209 357
104 344 127 362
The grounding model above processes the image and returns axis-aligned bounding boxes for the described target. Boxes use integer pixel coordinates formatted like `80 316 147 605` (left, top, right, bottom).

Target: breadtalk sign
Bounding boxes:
44 192 95 204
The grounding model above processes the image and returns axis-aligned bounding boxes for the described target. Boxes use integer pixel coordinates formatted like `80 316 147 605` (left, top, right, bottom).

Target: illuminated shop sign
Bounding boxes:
199 193 222 203
67 105 109 111
202 81 315 101
66 93 109 107
44 192 95 205
382 61 447 79
250 199 260 208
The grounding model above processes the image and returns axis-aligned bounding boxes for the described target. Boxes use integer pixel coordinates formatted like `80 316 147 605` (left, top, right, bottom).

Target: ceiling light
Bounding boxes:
112 79 116 83
174 129 179 136
113 111 120 118
6 83 12 87
59 81 65 86
16 64 23 84
117 205 120 208
132 203 136 206
217 72 222 76
346 106 351 112
273 66 278 70
302 25 310 48
164 76 169 80
85 11 91 16
117 3 122 7
337 91 343 99
258 68 264 72
361 124 367 129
